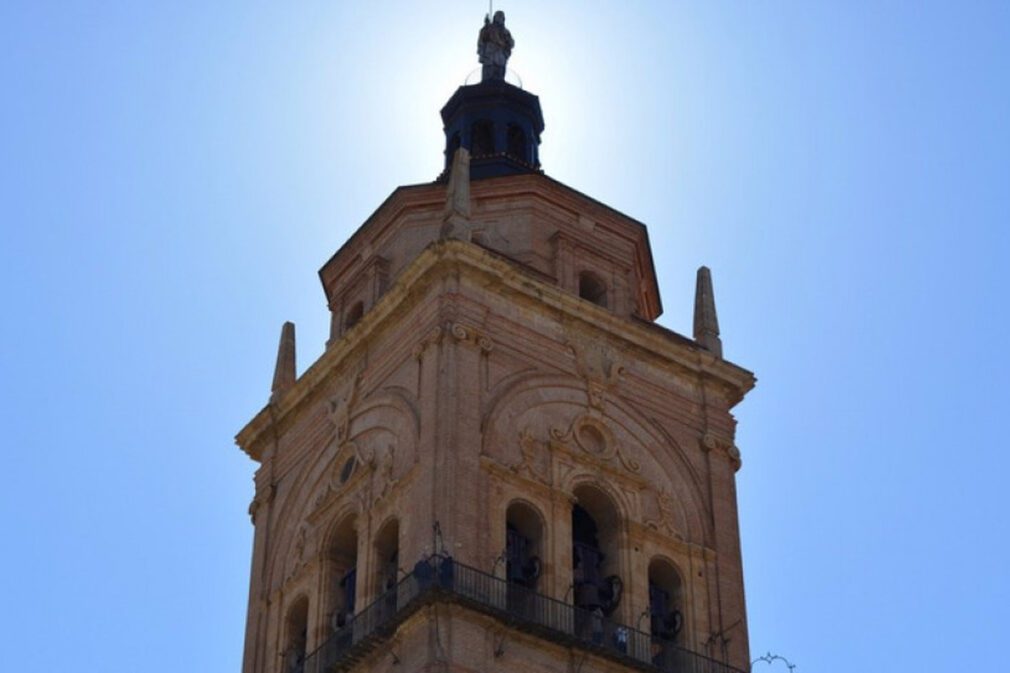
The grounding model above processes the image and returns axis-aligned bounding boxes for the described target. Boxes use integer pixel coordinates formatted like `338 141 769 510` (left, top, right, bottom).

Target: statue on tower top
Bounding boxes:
477 11 514 81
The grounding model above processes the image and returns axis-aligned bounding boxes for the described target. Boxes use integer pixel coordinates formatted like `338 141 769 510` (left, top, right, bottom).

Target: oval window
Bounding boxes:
339 457 356 484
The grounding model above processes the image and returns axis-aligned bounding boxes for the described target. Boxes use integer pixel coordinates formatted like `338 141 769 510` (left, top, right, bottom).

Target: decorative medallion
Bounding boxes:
550 415 640 474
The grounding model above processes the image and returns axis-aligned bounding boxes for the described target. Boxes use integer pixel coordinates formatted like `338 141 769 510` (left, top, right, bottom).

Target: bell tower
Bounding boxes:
235 12 755 673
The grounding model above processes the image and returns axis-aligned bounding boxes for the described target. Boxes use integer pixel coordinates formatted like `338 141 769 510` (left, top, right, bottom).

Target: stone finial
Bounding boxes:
693 266 723 358
271 321 296 402
441 147 471 239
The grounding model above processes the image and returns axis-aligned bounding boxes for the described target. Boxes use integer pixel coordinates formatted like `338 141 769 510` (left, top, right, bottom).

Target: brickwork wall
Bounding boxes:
236 177 754 673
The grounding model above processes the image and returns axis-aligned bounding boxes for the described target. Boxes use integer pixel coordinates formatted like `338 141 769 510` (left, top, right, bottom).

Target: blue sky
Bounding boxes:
1 1 1007 671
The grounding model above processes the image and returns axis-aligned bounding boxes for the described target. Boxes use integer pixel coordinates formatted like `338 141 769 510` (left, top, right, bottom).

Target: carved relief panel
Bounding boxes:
480 364 709 547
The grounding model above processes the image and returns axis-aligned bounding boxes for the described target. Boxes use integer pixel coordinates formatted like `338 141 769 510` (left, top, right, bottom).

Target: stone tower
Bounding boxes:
235 14 755 673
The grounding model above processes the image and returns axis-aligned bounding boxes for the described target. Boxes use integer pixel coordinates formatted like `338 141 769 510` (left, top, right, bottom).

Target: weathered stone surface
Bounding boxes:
236 175 755 673
271 321 297 402
693 266 723 358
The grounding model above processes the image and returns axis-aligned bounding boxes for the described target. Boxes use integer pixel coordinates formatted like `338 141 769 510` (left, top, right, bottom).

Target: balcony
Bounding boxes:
303 555 745 673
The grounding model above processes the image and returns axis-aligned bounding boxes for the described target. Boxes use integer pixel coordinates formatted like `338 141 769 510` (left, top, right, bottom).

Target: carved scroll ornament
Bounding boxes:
551 415 641 474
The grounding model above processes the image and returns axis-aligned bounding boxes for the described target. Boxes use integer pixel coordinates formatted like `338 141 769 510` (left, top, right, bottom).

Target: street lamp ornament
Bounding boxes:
478 10 514 81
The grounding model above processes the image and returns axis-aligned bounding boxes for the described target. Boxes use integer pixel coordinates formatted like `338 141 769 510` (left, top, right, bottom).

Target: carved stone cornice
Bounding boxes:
448 321 494 352
248 483 276 524
412 325 444 360
236 240 755 461
702 432 742 471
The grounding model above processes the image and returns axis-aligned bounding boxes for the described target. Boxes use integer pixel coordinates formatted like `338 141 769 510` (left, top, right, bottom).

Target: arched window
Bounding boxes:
507 124 527 162
648 558 685 666
326 515 358 632
345 301 364 330
506 501 544 589
471 120 495 156
571 485 623 620
374 518 400 619
578 271 608 307
283 596 309 673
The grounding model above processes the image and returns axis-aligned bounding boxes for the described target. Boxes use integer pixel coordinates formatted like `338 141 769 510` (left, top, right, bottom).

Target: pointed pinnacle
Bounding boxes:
441 147 471 239
271 321 296 402
693 266 723 358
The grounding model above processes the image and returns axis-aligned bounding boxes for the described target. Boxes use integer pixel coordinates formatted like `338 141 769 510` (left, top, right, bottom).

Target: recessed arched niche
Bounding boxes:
648 557 686 666
571 483 623 619
578 271 608 307
374 517 400 609
505 500 545 589
325 515 358 631
282 596 309 673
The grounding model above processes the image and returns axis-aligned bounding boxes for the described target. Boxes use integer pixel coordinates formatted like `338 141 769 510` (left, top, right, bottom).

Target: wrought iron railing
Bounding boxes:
303 555 745 673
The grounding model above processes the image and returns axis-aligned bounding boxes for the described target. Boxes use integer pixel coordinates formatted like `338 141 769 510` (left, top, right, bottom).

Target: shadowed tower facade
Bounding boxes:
235 13 756 673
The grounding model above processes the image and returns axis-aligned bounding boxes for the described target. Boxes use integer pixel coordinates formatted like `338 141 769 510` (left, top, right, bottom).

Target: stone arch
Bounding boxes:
479 366 541 421
647 555 689 667
373 516 400 597
565 475 634 528
648 555 685 640
570 481 625 619
264 387 419 596
322 512 359 630
345 388 420 477
481 372 585 445
282 594 309 673
482 373 709 545
505 498 546 591
320 504 360 556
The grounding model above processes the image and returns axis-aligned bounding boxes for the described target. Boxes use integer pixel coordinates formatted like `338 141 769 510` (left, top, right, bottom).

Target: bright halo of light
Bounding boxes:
463 68 524 88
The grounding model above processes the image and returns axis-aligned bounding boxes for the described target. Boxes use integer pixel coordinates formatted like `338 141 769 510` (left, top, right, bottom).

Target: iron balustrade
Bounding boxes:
303 555 745 673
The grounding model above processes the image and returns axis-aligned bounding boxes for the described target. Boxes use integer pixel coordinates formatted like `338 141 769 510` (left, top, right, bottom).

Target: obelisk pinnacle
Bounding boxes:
271 321 297 402
441 147 471 239
693 266 723 358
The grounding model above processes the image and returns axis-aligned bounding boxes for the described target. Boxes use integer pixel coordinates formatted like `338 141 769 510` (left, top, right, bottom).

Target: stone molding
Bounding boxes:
479 371 712 544
247 483 275 524
449 320 494 352
411 325 443 359
702 432 743 471
237 240 754 461
549 414 641 474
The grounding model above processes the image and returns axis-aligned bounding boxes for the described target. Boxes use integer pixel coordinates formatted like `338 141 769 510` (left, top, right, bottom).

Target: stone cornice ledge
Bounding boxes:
236 240 756 461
